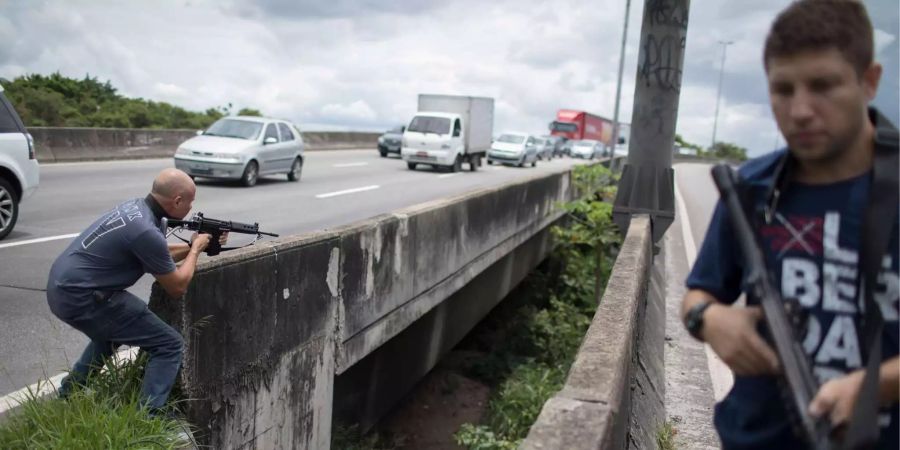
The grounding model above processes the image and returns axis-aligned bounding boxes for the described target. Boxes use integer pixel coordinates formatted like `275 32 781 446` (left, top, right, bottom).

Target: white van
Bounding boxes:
0 84 40 240
401 95 494 172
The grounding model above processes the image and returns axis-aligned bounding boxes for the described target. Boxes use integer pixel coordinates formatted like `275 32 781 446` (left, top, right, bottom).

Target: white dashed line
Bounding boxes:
315 185 380 199
333 162 369 168
437 173 461 179
0 233 80 250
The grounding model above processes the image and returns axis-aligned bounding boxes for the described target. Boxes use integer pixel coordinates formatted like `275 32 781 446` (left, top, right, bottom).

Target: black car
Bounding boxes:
378 125 405 157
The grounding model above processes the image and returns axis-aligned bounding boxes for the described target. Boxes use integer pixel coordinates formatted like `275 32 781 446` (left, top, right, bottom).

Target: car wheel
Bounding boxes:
487 159 494 165
0 177 19 240
407 162 417 170
379 151 387 158
469 155 480 172
287 157 303 182
241 161 259 187
451 156 462 173
531 159 537 167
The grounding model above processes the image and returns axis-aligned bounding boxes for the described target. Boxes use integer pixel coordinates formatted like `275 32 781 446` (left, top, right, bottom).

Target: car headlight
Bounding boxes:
378 136 385 143
175 147 189 155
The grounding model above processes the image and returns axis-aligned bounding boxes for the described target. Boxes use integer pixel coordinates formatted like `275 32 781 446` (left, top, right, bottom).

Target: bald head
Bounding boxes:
151 168 196 219
152 168 195 199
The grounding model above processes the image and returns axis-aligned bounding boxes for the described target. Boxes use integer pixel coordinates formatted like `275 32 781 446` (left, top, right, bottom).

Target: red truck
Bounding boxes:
549 109 615 146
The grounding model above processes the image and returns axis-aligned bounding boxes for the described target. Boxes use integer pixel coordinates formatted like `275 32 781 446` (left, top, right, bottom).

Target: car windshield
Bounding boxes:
204 119 263 140
408 116 451 135
388 125 404 133
534 138 545 145
497 134 525 144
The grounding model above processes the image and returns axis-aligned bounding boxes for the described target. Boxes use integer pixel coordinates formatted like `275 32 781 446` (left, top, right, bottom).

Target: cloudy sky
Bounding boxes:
0 0 896 157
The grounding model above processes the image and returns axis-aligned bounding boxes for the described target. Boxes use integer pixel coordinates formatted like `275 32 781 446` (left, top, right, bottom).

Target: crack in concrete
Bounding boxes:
0 284 47 293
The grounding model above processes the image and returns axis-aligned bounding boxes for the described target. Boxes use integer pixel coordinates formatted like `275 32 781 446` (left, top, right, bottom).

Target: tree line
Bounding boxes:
675 134 748 162
1 73 263 129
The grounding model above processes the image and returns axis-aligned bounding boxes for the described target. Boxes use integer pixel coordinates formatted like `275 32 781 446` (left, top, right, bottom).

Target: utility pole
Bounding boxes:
710 40 733 150
610 0 632 160
612 0 691 244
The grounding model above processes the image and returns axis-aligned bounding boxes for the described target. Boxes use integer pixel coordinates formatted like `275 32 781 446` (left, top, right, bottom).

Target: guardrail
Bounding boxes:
27 127 380 163
521 215 661 449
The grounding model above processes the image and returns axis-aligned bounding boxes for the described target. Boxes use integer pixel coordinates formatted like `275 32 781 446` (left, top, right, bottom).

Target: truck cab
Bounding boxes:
401 94 494 173
401 112 463 169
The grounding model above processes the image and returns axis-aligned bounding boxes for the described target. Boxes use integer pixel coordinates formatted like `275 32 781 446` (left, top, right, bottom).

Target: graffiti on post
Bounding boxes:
646 0 689 29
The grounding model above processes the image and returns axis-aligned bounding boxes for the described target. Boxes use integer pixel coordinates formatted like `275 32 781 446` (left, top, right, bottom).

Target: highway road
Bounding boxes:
0 149 590 397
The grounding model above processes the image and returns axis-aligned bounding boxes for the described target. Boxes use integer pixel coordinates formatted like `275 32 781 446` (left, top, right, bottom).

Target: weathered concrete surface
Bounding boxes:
336 171 572 373
663 200 720 449
150 233 340 449
334 225 555 430
149 164 584 449
521 215 654 450
28 127 380 163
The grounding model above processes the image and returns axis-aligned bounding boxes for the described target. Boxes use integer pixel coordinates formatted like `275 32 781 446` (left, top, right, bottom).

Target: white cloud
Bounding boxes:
874 29 897 57
0 0 895 156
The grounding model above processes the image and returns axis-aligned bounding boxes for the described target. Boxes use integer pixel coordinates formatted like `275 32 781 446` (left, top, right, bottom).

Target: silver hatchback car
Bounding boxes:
174 116 304 187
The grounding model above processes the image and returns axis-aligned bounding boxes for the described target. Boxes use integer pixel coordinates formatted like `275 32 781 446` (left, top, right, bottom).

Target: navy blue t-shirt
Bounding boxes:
687 150 899 449
47 197 176 319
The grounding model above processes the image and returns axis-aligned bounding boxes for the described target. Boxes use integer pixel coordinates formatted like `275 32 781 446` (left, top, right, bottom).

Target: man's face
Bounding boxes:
767 48 879 163
171 187 196 220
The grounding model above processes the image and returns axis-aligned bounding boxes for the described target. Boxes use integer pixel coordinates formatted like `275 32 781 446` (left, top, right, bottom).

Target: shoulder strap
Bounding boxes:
844 112 899 449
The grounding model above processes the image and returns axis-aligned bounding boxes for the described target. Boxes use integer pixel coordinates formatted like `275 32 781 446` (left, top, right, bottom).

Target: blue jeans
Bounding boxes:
52 290 184 410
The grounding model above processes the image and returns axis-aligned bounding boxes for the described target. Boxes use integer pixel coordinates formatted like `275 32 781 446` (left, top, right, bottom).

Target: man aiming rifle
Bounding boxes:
47 168 221 413
681 1 899 448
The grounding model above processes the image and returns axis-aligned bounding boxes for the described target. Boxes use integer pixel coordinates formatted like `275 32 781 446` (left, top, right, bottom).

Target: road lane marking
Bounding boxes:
333 162 369 168
437 173 460 179
675 180 733 402
0 233 79 250
0 347 138 416
315 185 380 199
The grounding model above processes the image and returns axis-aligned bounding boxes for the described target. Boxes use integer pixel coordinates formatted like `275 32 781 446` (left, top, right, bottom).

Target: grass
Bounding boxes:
657 421 678 450
0 352 191 450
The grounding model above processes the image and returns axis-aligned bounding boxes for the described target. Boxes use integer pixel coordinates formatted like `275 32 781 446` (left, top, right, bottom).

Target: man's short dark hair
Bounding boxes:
764 0 874 75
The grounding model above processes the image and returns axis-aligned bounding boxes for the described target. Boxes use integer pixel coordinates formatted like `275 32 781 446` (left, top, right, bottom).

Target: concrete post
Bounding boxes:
612 0 691 243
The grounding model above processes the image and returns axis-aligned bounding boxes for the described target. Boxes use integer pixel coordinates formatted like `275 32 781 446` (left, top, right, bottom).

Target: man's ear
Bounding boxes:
861 62 882 101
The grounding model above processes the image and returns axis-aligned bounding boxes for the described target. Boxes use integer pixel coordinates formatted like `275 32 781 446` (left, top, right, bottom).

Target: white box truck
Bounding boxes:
401 94 494 172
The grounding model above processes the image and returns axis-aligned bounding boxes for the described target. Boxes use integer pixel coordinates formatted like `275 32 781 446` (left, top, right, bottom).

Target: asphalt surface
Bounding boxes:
0 149 590 396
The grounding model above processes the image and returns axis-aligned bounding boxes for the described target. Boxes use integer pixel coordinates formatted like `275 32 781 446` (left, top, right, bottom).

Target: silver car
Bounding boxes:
487 132 540 168
174 116 304 187
570 140 604 160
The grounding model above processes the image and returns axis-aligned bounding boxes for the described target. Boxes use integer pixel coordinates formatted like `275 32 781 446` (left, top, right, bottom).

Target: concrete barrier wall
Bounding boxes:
521 215 664 450
28 127 380 163
149 168 577 449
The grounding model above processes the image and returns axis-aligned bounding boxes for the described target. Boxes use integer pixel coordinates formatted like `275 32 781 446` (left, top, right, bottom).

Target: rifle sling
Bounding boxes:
844 113 899 449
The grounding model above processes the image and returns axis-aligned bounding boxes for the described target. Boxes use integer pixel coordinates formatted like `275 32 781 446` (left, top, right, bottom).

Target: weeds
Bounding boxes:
0 352 190 450
657 420 678 450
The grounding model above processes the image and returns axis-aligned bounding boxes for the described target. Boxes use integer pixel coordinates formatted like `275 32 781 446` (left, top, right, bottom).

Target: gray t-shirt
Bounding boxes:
47 197 176 316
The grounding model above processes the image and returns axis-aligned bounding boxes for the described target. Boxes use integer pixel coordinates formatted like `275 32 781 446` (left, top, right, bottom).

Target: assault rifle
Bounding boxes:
161 212 279 256
711 164 835 449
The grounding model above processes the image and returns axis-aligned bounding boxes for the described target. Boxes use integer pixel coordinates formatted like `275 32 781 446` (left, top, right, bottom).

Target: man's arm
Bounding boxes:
155 234 210 298
682 289 780 376
169 242 190 262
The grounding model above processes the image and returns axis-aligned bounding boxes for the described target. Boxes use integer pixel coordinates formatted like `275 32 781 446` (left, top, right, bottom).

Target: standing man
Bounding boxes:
48 168 212 413
681 1 898 448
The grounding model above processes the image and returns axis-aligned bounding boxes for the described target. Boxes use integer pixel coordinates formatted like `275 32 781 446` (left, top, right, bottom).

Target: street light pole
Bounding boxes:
611 0 632 160
710 40 733 150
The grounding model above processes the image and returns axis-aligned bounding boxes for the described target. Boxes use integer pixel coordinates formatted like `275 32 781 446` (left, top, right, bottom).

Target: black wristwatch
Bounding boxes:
684 301 714 341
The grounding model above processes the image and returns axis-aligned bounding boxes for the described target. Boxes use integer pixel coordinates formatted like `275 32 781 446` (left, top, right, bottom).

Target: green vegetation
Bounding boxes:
657 420 678 450
0 353 190 450
1 72 263 129
454 163 622 449
675 133 749 162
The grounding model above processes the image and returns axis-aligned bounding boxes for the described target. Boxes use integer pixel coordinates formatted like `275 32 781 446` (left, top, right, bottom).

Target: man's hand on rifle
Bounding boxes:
703 304 781 376
190 233 211 255
809 369 864 429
